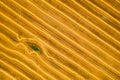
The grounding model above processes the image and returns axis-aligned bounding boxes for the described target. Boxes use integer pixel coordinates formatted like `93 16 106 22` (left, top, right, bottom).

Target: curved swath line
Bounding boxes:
12 0 120 63
2 0 120 79
0 39 70 80
27 0 120 63
0 49 46 80
27 57 73 80
0 9 100 79
0 10 115 79
0 16 111 79
38 45 99 80
32 54 79 80
73 0 120 32
86 0 120 23
102 0 120 14
0 15 71 79
0 44 56 80
0 37 56 80
0 60 31 80
1 0 120 79
3 0 120 60
0 35 55 80
56 0 120 51
0 8 55 80
42 45 97 80
17 0 120 79
0 68 16 80
0 2 99 79
0 1 119 77
0 25 71 79
0 12 95 79
0 1 119 79
0 24 65 79
29 41 85 79
0 12 56 80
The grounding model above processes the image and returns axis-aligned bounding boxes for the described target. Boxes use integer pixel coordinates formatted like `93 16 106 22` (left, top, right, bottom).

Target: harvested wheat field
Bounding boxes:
0 0 120 80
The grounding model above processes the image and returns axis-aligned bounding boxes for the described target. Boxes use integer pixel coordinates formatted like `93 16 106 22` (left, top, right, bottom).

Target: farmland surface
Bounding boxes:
0 0 120 80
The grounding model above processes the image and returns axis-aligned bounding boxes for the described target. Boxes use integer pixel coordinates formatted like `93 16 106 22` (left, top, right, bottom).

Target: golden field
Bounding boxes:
0 0 120 80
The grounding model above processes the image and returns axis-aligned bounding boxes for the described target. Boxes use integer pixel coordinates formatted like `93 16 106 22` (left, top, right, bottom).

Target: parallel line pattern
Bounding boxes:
0 0 120 80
